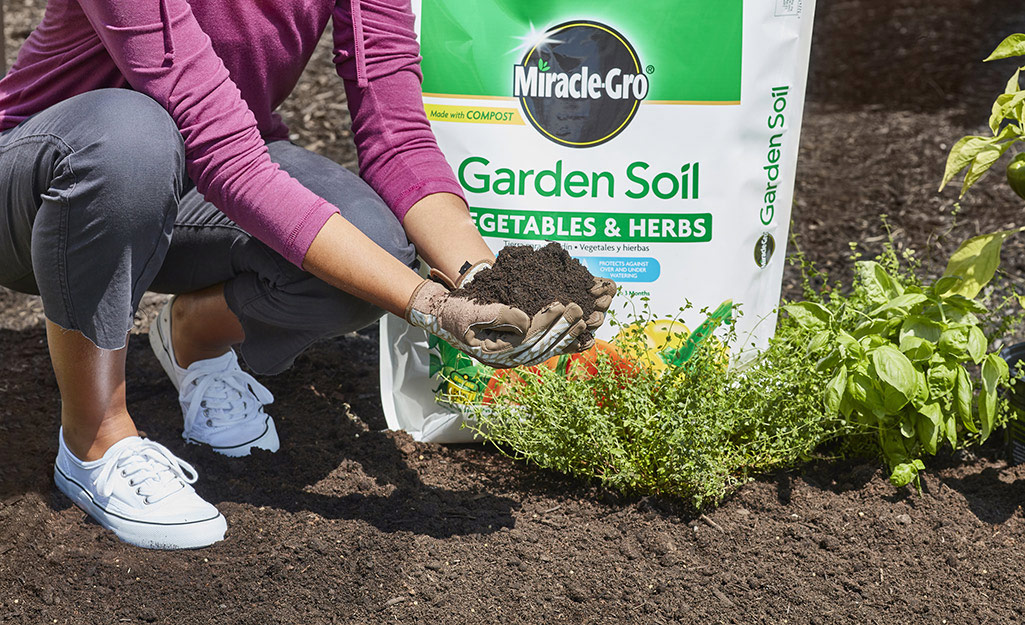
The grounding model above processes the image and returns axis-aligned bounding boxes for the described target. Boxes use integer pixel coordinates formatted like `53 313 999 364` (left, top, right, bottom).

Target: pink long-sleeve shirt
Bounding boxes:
0 0 464 267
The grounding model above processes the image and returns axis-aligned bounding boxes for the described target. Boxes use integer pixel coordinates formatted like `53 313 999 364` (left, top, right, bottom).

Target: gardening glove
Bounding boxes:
453 260 494 288
450 261 616 361
447 260 609 364
572 277 618 352
531 276 617 354
405 279 527 367
405 265 592 369
505 300 590 366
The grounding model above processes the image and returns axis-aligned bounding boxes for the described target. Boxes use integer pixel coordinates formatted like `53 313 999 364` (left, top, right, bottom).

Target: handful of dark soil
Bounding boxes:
453 242 598 318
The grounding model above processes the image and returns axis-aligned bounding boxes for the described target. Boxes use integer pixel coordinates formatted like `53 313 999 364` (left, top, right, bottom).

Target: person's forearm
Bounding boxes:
301 193 491 318
302 214 424 318
402 193 494 279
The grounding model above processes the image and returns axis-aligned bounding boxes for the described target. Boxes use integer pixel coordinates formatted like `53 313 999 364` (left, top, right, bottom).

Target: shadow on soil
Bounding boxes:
0 325 518 539
3 321 1023 533
795 448 1024 524
933 450 1025 525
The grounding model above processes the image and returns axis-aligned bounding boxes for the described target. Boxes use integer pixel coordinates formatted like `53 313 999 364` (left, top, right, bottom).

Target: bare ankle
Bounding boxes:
170 290 242 369
61 412 138 462
169 294 194 369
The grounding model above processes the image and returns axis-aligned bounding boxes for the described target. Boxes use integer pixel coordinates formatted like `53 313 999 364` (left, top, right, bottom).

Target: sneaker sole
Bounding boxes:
151 299 281 458
54 464 226 550
191 416 281 458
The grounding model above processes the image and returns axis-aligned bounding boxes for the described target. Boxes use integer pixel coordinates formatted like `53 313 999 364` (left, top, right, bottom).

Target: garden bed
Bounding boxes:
2 0 1025 623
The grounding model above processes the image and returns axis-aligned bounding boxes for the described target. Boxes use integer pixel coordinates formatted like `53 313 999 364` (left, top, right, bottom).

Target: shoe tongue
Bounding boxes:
187 350 237 374
97 435 145 463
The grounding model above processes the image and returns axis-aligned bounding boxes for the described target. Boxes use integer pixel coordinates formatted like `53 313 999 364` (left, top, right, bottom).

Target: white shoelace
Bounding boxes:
179 363 274 440
95 439 199 505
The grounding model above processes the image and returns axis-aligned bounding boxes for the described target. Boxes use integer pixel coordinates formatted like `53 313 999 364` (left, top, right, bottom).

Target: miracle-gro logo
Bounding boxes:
513 20 648 148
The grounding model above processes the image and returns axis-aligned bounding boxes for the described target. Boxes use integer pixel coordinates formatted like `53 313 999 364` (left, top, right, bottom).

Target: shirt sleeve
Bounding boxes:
77 0 339 267
332 0 466 223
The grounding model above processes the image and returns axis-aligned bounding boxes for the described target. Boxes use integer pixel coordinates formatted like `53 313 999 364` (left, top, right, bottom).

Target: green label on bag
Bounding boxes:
419 0 743 104
468 206 712 243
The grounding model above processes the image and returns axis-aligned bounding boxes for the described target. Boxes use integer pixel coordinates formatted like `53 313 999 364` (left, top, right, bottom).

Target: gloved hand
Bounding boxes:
573 277 618 351
405 261 617 368
448 261 618 353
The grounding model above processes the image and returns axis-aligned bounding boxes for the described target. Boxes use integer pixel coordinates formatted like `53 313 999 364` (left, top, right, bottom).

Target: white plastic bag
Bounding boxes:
383 0 817 442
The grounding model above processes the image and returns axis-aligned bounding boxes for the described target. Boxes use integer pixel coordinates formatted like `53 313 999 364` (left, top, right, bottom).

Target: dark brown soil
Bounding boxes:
3 1 1025 623
454 243 598 318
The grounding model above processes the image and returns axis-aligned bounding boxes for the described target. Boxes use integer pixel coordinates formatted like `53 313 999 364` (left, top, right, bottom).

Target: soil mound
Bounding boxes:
454 243 597 318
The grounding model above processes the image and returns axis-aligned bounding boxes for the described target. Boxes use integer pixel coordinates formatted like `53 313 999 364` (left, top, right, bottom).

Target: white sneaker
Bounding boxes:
54 428 227 549
149 296 280 457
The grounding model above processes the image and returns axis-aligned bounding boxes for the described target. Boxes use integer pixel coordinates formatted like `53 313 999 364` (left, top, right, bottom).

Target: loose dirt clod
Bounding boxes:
453 243 598 318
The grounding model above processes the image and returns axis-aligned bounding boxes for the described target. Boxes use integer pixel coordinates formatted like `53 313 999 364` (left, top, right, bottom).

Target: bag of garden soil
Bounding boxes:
381 0 817 442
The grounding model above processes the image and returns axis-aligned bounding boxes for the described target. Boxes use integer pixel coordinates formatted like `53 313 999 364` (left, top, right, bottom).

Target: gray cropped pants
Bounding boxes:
0 89 416 374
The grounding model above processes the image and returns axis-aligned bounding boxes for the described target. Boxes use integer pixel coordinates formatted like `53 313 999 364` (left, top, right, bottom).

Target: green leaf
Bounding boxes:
955 366 977 433
890 457 927 488
899 335 934 362
806 329 832 355
538 58 550 72
871 345 919 405
889 462 920 488
979 386 996 441
989 353 1009 384
927 362 957 400
836 331 864 358
915 368 930 406
825 365 847 415
918 303 948 325
979 354 1010 440
1006 67 1022 95
961 137 1016 196
917 403 942 455
858 334 889 353
985 34 1025 61
932 275 964 296
884 384 913 415
940 135 994 191
938 327 971 360
941 294 988 315
880 429 909 463
899 412 916 438
784 302 833 330
839 389 855 419
900 316 943 344
855 261 903 305
853 317 902 341
943 228 1025 299
967 326 988 364
943 412 957 449
919 401 941 425
942 306 980 327
848 371 885 416
815 348 842 375
989 91 1025 134
870 293 929 317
